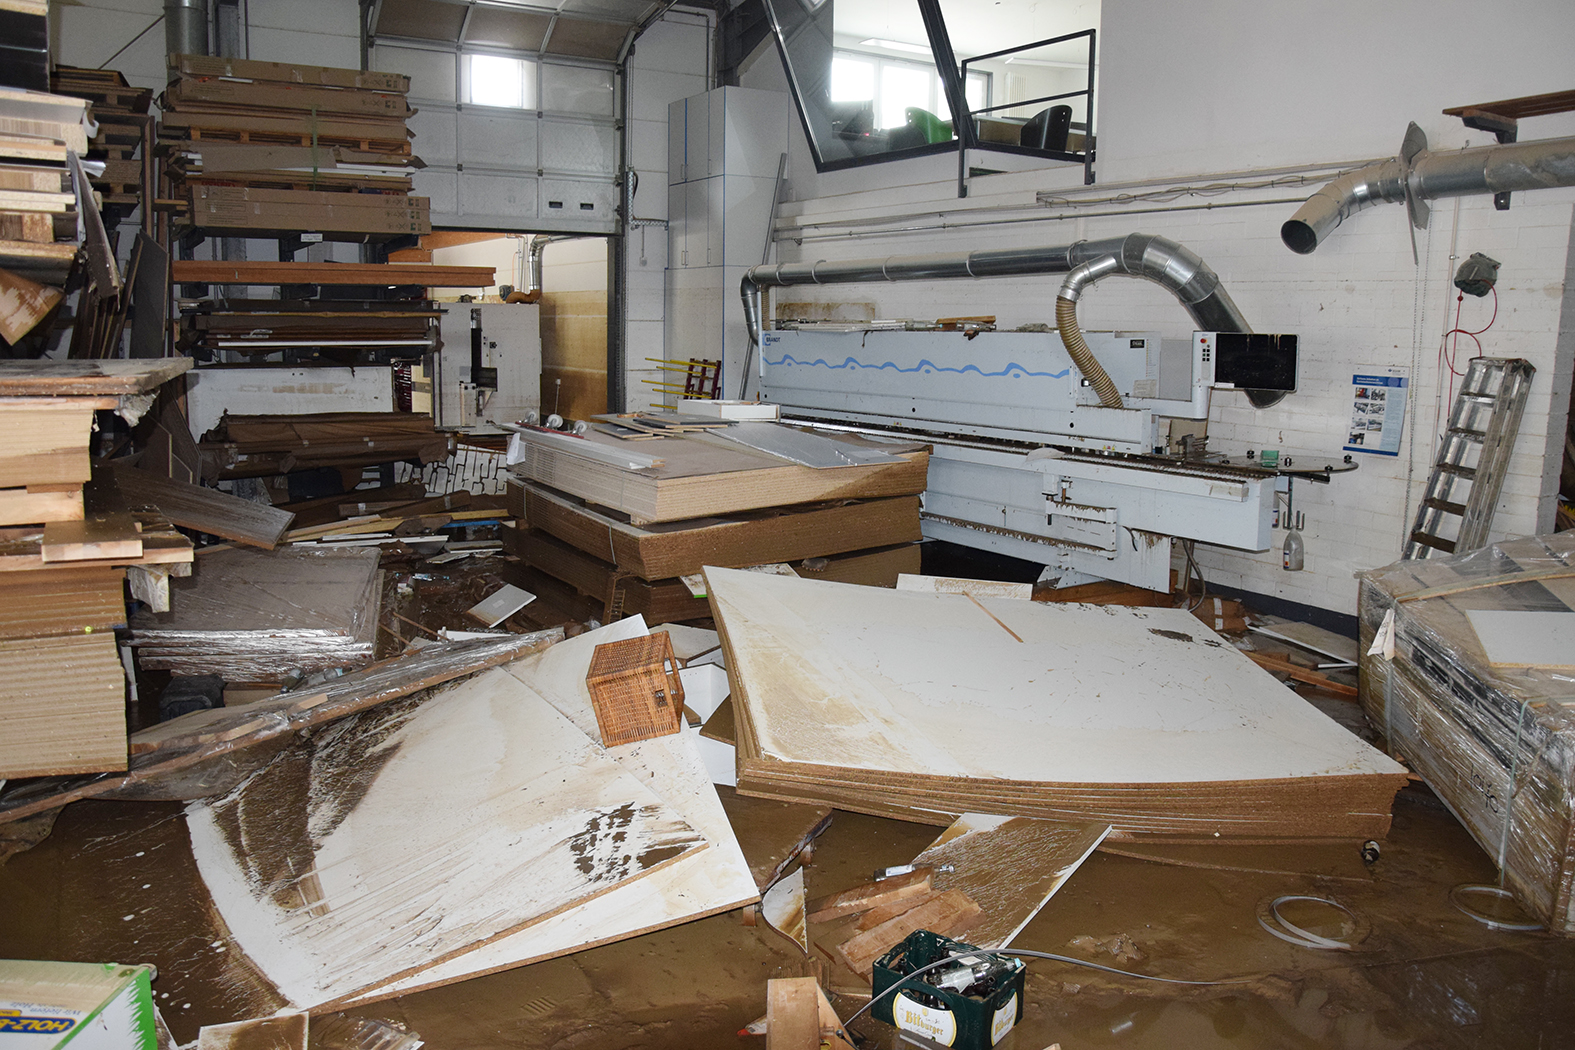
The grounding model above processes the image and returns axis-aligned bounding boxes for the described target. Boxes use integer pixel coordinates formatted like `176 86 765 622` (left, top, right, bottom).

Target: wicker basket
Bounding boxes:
585 633 685 747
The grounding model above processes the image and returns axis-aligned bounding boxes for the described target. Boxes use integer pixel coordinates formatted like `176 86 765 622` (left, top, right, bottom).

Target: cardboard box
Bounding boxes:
0 960 157 1049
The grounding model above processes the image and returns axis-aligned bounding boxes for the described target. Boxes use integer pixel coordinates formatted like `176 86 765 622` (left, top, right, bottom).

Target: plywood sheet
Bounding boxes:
711 568 1408 840
186 666 707 1010
0 632 126 777
0 358 191 395
912 814 1109 949
1465 609 1575 668
342 618 758 1005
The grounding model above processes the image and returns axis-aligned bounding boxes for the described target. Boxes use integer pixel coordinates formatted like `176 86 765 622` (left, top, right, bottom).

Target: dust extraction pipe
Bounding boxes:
1283 131 1575 254
742 233 1254 410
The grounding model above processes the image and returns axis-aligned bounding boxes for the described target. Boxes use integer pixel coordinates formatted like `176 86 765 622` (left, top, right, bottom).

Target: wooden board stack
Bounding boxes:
0 360 196 780
503 423 928 619
50 65 153 224
198 411 453 481
159 55 429 239
708 567 1410 841
0 85 85 313
1358 532 1575 933
128 546 382 681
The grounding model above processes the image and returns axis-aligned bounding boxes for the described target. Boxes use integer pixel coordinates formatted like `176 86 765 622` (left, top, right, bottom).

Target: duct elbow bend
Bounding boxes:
740 273 764 347
1282 161 1405 254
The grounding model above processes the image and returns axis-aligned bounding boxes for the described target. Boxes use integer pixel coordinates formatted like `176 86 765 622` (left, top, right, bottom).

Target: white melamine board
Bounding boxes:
343 619 757 1004
186 666 706 1010
185 366 393 440
650 622 721 661
897 574 1033 600
708 568 1406 784
1465 610 1575 669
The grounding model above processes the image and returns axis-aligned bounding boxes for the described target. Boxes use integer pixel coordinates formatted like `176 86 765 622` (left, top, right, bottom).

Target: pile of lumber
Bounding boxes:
503 420 929 620
0 360 196 780
708 566 1410 841
159 55 428 239
128 546 382 680
508 479 924 622
1358 533 1575 933
51 65 152 223
199 411 454 481
178 297 440 360
0 85 86 334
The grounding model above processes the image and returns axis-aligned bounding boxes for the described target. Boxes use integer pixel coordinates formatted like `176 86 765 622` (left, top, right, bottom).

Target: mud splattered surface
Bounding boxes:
4 788 1575 1048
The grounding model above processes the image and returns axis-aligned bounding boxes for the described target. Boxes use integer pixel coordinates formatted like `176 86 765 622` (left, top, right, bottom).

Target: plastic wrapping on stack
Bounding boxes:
128 546 381 681
1357 533 1575 934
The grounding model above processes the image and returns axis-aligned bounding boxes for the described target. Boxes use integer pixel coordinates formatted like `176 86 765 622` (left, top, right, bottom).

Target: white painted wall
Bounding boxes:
621 10 713 408
430 236 607 297
735 0 1575 616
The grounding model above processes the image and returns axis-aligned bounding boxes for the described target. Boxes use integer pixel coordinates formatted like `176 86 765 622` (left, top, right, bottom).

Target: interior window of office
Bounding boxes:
830 50 987 131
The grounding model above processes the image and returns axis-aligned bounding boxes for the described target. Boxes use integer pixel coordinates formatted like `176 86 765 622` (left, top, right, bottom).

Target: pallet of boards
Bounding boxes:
0 360 196 778
508 524 921 622
1357 533 1575 934
0 86 88 303
127 546 381 681
505 425 929 525
709 566 1410 840
159 54 427 240
508 478 923 580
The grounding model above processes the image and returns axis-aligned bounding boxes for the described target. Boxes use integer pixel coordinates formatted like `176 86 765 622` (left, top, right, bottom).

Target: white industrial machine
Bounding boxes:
429 303 543 432
741 234 1338 591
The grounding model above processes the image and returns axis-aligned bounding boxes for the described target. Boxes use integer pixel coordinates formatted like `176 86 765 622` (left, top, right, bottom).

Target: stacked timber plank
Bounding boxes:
0 360 196 780
708 567 1410 840
1358 533 1575 933
128 546 381 680
503 423 929 620
51 65 153 223
0 85 86 328
508 479 924 621
160 55 428 239
199 411 453 481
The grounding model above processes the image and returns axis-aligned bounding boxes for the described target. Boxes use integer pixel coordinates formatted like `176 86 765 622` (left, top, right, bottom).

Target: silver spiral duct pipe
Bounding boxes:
1283 132 1575 254
741 233 1259 409
165 0 208 66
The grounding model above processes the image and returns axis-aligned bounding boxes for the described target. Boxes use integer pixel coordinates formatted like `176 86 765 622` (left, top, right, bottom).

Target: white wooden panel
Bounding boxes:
185 367 394 439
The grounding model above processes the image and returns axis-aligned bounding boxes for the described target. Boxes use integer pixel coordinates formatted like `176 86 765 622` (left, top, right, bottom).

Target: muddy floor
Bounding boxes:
2 780 1572 1049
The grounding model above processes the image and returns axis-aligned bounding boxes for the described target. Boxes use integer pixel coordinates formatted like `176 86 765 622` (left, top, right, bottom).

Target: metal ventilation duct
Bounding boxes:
1283 125 1575 254
742 233 1276 408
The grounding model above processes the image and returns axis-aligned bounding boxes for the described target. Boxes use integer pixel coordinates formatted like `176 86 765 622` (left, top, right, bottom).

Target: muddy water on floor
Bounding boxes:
3 788 1573 1048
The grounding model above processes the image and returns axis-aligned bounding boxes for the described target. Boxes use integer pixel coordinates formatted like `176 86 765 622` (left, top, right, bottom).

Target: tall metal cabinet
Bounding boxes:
665 87 790 403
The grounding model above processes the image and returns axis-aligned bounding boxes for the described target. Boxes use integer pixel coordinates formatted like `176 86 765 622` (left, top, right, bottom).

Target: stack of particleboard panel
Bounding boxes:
1358 533 1575 933
127 546 382 681
506 478 923 620
0 359 196 780
198 411 453 481
159 54 428 240
51 65 154 224
504 425 929 525
708 566 1410 841
0 86 85 295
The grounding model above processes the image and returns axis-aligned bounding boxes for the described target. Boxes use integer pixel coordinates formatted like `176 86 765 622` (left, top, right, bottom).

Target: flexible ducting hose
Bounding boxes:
1054 295 1124 409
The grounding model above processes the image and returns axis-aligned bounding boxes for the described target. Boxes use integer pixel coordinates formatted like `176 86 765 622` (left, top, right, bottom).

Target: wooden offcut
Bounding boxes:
806 868 933 924
766 978 855 1050
0 358 192 396
41 513 142 563
585 633 685 747
112 464 295 548
834 890 983 975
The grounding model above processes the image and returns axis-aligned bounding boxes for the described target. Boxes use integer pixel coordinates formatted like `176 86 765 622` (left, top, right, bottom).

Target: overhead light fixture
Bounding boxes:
859 37 932 55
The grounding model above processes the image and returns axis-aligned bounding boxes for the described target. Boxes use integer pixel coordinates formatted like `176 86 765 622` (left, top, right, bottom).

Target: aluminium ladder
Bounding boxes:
1405 356 1535 559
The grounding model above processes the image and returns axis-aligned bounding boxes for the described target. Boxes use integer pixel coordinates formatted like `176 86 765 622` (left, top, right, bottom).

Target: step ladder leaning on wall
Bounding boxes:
1405 357 1536 560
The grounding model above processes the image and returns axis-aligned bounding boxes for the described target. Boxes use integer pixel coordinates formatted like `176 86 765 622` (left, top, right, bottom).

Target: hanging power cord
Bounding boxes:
1436 283 1499 427
833 947 1255 1043
1179 539 1208 611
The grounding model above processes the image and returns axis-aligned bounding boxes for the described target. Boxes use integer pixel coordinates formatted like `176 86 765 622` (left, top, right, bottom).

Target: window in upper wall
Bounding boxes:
830 49 988 130
465 53 536 109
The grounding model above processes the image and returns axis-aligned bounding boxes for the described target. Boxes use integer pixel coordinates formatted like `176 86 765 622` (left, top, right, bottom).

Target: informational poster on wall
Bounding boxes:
1344 368 1410 456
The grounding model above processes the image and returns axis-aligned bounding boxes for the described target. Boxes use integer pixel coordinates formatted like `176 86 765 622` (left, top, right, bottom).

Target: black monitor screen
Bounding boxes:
1214 333 1297 392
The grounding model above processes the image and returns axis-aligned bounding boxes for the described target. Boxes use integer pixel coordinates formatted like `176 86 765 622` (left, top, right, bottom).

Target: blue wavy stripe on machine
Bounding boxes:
762 354 1070 379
